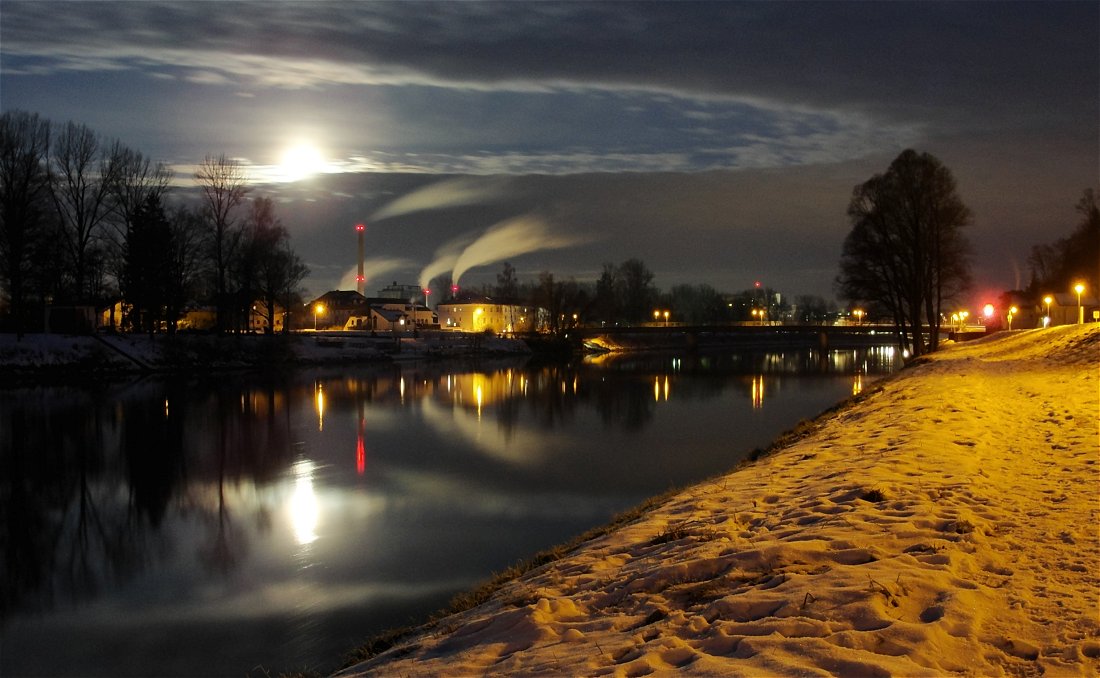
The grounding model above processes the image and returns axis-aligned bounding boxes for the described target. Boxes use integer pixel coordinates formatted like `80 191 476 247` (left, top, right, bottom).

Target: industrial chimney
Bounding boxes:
355 223 365 295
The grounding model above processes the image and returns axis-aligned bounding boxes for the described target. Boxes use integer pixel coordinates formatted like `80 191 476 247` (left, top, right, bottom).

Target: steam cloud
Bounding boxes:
417 233 476 292
451 215 586 286
371 177 509 222
339 256 416 291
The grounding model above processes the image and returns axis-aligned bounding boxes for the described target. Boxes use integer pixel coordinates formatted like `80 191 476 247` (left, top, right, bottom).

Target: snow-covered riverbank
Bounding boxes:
0 332 529 375
338 325 1099 677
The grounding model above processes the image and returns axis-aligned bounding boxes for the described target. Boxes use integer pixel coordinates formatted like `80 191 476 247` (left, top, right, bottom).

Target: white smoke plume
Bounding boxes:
418 233 476 292
451 215 586 286
338 256 416 291
371 177 510 222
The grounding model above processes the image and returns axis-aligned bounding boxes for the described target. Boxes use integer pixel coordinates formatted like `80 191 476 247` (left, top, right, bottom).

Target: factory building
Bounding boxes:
435 295 540 334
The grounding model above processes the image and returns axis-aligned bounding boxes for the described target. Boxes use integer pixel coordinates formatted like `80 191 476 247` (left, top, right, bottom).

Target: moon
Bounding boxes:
278 142 325 181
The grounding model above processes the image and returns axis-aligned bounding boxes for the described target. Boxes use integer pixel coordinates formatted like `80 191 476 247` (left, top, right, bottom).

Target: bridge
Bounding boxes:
569 323 954 352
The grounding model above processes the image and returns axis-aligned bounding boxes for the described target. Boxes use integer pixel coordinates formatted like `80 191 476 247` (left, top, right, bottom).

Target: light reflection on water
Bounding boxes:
1 347 897 677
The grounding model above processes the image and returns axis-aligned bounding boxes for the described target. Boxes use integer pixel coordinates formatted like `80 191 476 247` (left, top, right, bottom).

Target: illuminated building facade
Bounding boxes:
436 296 540 333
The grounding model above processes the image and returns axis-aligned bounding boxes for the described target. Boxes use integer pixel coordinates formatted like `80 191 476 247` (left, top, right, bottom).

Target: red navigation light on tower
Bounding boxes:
355 223 366 295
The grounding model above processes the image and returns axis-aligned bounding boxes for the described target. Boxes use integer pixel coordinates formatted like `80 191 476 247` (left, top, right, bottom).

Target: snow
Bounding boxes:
0 331 529 374
337 325 1100 677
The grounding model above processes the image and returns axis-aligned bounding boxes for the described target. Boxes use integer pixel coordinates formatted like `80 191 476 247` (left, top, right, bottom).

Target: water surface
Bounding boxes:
1 347 897 676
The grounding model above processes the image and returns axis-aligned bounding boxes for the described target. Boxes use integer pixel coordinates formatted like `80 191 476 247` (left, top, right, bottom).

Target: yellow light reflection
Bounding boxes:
752 375 765 409
400 377 406 404
852 373 863 396
476 383 484 420
289 461 318 546
654 376 660 402
315 383 325 432
663 375 670 402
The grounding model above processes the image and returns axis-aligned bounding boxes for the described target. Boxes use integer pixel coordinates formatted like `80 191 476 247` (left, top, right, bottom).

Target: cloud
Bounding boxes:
3 2 1092 134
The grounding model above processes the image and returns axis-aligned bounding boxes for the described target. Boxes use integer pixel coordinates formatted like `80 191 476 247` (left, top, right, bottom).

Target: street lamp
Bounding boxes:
1074 282 1085 324
1007 305 1018 331
663 310 670 326
654 310 660 325
853 309 864 325
314 303 325 331
1043 295 1053 327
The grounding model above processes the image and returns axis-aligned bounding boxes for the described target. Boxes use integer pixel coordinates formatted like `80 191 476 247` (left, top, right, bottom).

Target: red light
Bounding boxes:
355 223 365 232
356 275 364 282
423 289 431 295
754 281 762 288
983 304 995 318
451 285 459 292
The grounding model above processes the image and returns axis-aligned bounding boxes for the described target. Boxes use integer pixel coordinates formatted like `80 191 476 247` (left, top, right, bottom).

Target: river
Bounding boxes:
1 346 898 676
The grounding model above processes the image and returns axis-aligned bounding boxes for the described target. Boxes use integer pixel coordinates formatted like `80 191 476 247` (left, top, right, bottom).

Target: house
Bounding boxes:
344 302 437 332
306 290 371 330
1043 291 1099 326
436 295 540 334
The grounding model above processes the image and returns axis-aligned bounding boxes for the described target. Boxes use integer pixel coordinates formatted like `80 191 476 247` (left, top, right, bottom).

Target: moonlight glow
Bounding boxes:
278 142 325 182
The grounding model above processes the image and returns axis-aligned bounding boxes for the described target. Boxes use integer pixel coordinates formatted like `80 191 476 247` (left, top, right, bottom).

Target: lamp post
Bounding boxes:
1074 283 1085 324
1043 295 1053 327
853 309 864 326
1007 306 1018 331
314 303 325 331
663 310 670 326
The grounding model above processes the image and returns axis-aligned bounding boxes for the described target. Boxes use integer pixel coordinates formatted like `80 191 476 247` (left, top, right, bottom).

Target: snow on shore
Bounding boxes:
339 325 1100 677
0 331 528 374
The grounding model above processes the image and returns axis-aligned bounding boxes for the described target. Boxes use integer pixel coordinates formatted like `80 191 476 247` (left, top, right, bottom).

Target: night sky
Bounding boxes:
2 1 1096 302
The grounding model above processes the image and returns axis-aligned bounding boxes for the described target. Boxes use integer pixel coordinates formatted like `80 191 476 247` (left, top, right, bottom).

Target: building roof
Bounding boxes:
1049 292 1099 306
310 290 368 308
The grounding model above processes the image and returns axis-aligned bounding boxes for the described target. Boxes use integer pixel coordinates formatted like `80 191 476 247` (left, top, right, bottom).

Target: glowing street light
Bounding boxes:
654 309 660 324
853 309 865 325
1007 305 1018 331
313 303 325 331
953 310 969 332
1074 282 1085 324
663 310 670 326
1043 295 1053 327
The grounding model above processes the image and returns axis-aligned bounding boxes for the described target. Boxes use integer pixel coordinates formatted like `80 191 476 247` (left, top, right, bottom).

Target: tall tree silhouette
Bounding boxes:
837 149 972 356
195 154 249 333
0 111 53 337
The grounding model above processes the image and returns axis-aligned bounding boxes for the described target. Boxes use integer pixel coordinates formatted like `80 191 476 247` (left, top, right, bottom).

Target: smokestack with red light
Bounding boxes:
355 223 366 295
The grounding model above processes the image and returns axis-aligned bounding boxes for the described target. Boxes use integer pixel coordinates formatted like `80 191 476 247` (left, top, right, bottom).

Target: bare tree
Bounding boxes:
617 258 655 324
195 154 250 332
238 196 309 334
0 111 52 337
49 121 122 304
258 243 308 334
837 149 972 356
495 261 518 299
107 144 172 250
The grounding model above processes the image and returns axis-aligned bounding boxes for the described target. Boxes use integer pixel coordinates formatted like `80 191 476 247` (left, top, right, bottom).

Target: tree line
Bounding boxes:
1025 189 1098 298
433 258 834 334
0 110 308 337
